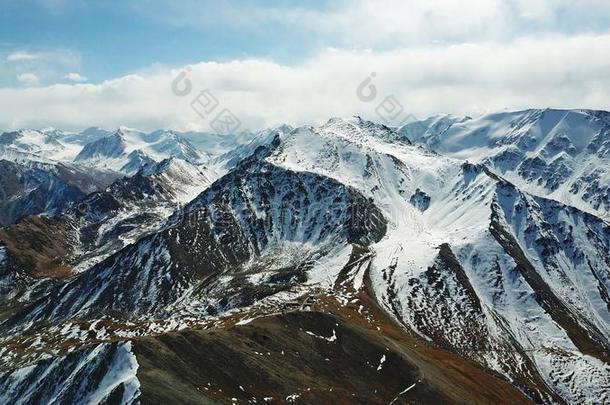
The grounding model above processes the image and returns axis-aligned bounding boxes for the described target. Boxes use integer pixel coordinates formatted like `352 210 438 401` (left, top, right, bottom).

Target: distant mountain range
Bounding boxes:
0 109 609 404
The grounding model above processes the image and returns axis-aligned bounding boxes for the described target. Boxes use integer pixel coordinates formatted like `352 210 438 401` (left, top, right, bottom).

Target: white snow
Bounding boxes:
389 381 418 404
236 317 255 325
376 354 386 371
0 341 140 405
86 341 141 404
305 329 337 343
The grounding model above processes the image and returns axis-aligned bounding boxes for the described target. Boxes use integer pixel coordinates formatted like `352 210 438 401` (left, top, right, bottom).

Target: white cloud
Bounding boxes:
5 50 80 66
2 49 81 87
65 72 88 82
320 0 610 45
16 73 40 87
1 32 609 131
134 0 610 46
7 52 41 62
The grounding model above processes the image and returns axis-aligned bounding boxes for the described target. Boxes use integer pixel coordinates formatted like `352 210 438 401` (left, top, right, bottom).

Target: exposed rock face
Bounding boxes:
409 188 431 212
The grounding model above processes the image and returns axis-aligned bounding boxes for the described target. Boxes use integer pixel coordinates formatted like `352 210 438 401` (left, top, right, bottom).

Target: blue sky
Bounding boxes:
1 0 610 131
1 0 333 85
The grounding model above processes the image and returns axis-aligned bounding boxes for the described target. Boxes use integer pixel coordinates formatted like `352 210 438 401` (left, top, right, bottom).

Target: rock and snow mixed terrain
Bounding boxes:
400 109 610 219
0 109 609 404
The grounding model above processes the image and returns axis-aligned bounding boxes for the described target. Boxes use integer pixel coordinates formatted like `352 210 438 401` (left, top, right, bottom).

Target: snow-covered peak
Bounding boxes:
318 116 408 146
74 132 127 162
140 129 202 163
179 124 293 161
117 125 144 134
402 108 610 218
138 156 208 179
65 127 113 145
130 157 215 203
398 113 469 145
267 117 463 237
213 124 293 172
0 129 81 162
72 127 205 174
402 108 608 159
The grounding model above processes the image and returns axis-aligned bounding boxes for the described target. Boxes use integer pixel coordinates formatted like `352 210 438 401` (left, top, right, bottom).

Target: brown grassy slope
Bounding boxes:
0 215 75 278
134 291 532 404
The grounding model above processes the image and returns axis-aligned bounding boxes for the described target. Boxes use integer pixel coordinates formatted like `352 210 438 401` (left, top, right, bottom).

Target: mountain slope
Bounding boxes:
0 341 140 404
0 158 214 319
265 117 610 402
7 140 383 326
0 159 118 227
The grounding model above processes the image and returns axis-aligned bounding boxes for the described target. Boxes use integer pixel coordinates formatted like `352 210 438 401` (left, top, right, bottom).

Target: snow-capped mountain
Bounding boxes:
400 108 610 220
0 159 119 227
0 158 215 315
1 112 609 404
62 127 113 145
74 132 126 161
7 138 382 323
74 128 205 174
0 129 82 162
0 126 223 176
213 124 294 171
179 127 293 159
266 116 610 402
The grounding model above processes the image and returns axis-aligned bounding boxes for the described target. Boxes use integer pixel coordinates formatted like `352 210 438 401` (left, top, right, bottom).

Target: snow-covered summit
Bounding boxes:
73 127 205 174
400 108 610 218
